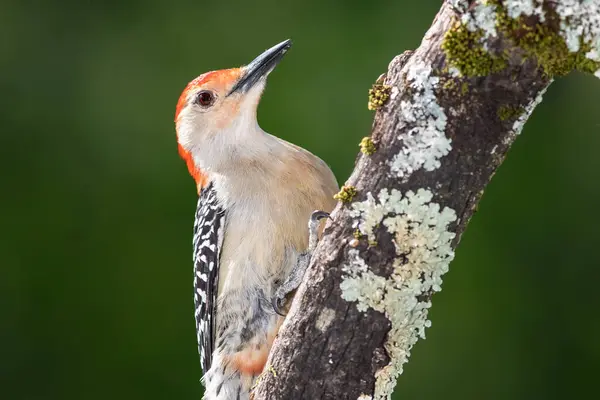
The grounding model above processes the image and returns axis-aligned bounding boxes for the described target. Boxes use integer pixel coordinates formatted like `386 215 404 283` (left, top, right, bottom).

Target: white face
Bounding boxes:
176 69 267 173
175 39 292 181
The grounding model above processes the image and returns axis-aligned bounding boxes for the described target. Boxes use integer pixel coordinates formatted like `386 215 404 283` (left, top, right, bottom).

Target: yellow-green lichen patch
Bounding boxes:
359 137 377 155
497 104 525 121
368 84 391 110
439 72 470 98
442 78 456 91
460 82 469 95
334 185 358 203
442 21 507 77
494 3 600 77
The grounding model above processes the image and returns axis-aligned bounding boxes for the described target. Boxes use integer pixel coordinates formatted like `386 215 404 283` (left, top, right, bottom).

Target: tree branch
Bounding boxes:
253 1 600 399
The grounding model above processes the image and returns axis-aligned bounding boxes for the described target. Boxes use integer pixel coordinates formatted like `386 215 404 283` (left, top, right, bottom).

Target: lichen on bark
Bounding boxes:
494 1 600 77
252 2 599 400
442 0 600 79
442 20 507 77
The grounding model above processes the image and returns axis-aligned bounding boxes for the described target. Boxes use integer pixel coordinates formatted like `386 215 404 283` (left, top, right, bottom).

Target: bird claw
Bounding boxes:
271 210 330 316
271 296 287 317
311 210 331 221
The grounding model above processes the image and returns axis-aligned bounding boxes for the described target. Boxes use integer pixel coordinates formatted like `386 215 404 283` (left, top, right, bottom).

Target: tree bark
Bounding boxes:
253 1 599 399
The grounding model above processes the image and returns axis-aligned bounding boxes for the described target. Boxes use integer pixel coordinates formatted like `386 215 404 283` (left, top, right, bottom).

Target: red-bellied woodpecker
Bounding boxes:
174 39 338 400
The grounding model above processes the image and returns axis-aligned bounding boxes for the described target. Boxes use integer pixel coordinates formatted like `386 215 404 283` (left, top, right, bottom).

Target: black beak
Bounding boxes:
227 39 292 96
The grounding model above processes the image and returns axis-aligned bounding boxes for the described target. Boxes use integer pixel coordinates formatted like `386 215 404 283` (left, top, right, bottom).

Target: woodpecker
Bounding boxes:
174 39 338 400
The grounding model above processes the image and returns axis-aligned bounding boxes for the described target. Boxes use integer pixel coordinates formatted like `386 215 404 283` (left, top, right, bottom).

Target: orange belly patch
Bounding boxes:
227 346 270 375
225 317 283 376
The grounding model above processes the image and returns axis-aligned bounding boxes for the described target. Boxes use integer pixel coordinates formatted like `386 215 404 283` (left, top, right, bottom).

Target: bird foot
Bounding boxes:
271 210 330 316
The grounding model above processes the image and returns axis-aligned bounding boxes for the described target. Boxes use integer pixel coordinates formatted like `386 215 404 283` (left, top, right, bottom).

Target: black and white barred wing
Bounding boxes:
193 182 225 375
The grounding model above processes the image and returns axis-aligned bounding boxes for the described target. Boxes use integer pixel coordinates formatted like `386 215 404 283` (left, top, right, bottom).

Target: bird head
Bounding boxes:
175 39 292 190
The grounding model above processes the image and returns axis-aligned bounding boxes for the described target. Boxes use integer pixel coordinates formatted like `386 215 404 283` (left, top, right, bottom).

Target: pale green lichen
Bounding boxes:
334 185 358 203
368 84 391 110
360 137 377 155
341 188 457 400
315 308 336 332
392 63 451 178
497 104 525 121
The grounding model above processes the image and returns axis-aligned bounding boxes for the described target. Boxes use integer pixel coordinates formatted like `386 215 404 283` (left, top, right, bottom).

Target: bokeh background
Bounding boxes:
2 0 600 399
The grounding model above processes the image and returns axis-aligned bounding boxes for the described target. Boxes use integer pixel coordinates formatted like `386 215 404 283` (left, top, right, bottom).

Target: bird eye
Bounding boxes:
195 90 215 107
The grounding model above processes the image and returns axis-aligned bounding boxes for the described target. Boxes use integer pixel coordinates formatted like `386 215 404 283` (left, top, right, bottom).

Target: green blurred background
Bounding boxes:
2 0 599 399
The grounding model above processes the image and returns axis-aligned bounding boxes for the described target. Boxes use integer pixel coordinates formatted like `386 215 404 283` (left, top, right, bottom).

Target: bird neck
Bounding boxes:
192 123 289 180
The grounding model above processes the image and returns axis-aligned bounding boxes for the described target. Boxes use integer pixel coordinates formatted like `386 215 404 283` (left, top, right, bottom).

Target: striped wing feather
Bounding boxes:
193 182 225 374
